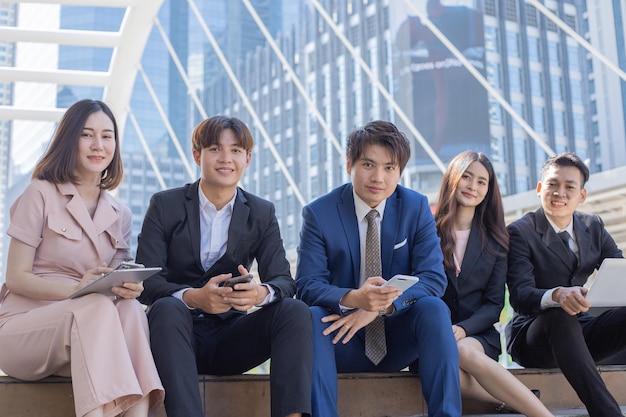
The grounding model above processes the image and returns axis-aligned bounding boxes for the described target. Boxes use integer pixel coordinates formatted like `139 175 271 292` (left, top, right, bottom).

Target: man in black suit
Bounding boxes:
136 116 312 417
506 152 626 417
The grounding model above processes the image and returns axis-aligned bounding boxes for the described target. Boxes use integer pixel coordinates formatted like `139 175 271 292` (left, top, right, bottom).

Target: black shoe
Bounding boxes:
495 402 518 414
495 389 541 413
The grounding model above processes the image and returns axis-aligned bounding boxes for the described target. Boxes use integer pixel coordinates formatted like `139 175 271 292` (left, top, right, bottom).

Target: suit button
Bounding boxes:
62 227 67 232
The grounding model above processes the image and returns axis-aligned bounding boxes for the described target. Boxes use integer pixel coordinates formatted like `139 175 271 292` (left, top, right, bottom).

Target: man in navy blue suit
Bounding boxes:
295 120 461 417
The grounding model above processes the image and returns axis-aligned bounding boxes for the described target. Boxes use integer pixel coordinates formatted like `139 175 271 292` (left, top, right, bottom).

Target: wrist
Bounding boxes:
339 290 357 309
182 288 197 309
256 285 270 304
380 304 395 316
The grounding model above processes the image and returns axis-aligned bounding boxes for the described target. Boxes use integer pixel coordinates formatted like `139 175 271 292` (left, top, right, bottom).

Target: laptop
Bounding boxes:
585 258 626 307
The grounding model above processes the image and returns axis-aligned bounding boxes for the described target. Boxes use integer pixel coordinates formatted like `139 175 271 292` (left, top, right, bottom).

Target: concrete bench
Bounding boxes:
2 366 626 416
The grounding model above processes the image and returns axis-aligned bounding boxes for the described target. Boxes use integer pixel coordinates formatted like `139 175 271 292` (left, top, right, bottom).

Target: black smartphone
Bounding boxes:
222 273 253 289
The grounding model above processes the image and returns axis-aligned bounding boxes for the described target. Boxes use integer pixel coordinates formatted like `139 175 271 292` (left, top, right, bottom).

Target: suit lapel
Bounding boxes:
185 181 203 270
573 213 590 269
338 185 361 287
226 189 249 258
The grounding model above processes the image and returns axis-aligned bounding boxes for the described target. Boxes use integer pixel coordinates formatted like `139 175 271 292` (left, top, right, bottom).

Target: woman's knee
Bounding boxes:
457 339 485 370
115 298 146 314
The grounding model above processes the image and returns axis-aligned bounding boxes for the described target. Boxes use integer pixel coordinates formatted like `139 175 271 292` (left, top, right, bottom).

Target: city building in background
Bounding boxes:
2 0 300 257
0 3 16 279
0 0 626 281
585 0 626 171
203 0 598 247
485 0 590 195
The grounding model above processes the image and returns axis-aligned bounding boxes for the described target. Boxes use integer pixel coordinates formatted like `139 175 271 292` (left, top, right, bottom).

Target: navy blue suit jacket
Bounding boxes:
505 208 623 357
295 183 446 314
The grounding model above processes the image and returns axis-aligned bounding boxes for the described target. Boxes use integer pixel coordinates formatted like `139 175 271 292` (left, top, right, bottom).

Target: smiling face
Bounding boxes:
74 111 116 183
455 160 489 209
537 164 587 228
193 128 251 199
347 144 401 208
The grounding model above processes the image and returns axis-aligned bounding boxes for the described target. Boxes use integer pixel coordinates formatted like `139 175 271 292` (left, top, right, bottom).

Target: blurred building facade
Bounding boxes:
0 0 625 274
585 0 626 171
203 0 608 250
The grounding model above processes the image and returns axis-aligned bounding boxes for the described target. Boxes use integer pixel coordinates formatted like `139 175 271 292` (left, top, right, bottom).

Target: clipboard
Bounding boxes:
69 266 161 299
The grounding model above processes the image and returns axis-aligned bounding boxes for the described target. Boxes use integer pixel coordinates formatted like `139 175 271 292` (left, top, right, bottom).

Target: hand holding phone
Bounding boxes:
221 273 254 289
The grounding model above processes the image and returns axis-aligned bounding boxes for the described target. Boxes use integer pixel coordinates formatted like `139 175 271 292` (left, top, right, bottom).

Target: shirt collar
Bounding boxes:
545 214 574 236
353 188 386 222
198 185 236 214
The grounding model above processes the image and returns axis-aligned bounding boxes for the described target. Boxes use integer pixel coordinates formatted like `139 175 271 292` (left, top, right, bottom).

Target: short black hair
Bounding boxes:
345 120 411 172
540 152 589 186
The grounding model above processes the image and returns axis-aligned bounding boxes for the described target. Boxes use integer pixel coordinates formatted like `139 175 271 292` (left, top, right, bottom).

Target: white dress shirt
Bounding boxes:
173 186 274 308
540 216 578 309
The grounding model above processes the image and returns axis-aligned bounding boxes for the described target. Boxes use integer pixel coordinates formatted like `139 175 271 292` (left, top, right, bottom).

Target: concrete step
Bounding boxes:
464 405 626 417
1 366 625 416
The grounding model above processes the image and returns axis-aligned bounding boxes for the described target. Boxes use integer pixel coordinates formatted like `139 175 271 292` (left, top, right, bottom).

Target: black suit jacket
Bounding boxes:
505 207 623 357
136 181 295 308
442 221 506 357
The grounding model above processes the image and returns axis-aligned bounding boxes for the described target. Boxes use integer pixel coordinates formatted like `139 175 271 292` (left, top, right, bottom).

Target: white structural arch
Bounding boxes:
0 0 164 136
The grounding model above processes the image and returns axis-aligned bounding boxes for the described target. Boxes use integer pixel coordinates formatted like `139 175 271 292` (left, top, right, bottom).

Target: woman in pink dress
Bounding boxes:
0 99 164 417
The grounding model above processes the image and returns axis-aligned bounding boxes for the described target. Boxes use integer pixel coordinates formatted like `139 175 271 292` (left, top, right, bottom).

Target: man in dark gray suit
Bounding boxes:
506 152 626 417
137 116 312 417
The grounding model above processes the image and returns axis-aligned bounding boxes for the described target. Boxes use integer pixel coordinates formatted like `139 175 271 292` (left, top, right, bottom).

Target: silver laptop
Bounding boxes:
585 258 626 307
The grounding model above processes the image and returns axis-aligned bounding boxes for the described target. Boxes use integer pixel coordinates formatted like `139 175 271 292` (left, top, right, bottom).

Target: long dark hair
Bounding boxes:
32 99 123 190
434 151 508 269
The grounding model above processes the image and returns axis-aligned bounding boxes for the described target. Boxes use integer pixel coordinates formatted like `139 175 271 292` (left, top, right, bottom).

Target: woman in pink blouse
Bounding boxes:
0 99 163 417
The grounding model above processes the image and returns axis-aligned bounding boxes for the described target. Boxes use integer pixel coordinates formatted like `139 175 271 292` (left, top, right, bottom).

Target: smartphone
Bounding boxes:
222 273 254 289
383 274 419 292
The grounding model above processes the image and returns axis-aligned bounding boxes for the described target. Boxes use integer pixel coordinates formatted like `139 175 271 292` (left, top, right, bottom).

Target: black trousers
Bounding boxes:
514 307 626 417
147 297 313 417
